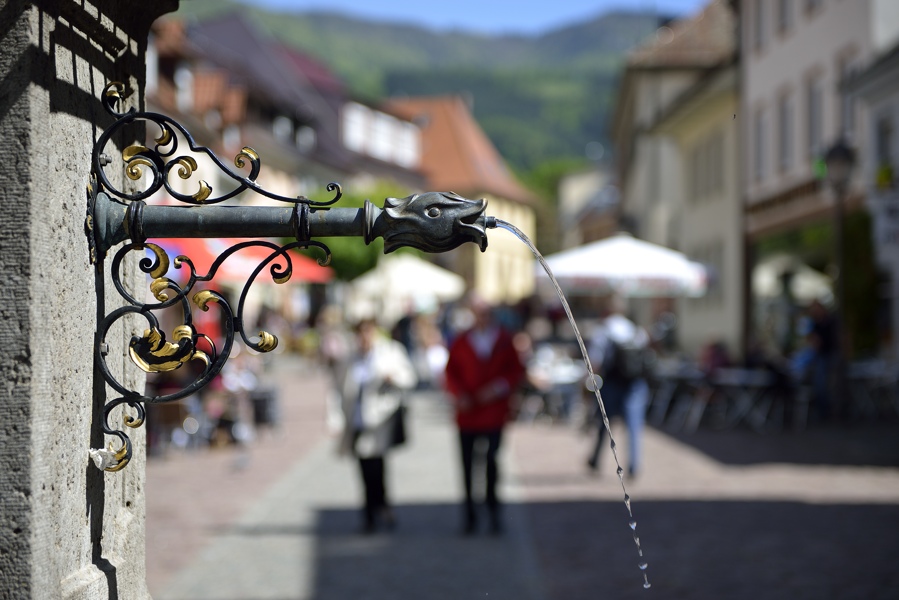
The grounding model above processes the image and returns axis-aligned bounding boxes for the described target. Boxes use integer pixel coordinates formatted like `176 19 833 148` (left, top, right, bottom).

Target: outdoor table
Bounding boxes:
647 360 705 429
707 367 778 432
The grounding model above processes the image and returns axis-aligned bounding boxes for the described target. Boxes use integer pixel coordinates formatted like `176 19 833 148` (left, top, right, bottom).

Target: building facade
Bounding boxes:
741 0 899 357
611 0 740 357
385 96 538 305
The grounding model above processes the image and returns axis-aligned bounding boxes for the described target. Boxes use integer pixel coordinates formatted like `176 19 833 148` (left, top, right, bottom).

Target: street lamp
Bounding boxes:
824 138 856 419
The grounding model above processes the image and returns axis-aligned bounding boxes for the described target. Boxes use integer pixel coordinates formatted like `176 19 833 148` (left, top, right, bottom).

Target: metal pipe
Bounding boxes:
91 190 491 257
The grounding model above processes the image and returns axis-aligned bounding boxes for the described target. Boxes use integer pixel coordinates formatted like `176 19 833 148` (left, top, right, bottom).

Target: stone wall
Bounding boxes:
0 1 177 598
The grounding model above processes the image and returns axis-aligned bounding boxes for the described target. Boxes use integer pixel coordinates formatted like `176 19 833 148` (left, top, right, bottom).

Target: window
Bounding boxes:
174 63 193 113
395 123 420 168
876 114 895 188
838 53 860 138
342 102 369 153
754 108 767 182
369 112 396 161
876 114 894 166
272 115 293 143
777 0 793 34
753 0 767 51
806 74 824 158
691 128 726 201
778 92 794 171
222 125 241 150
295 126 316 153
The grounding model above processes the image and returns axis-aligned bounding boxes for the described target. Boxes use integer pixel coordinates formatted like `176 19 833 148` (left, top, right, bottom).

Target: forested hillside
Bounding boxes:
174 0 668 172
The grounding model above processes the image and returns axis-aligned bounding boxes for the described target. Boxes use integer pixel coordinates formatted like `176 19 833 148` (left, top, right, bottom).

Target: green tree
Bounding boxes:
297 182 412 281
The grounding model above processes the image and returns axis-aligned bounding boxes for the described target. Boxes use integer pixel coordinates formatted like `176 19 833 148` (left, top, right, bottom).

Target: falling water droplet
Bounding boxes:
617 466 624 477
644 582 652 589
629 520 637 530
639 562 648 571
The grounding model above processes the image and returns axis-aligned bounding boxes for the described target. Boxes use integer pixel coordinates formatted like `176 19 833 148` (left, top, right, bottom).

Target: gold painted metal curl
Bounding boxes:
123 146 154 181
149 278 170 302
123 144 150 161
124 411 144 429
272 270 291 285
144 244 170 280
155 126 173 146
104 81 126 99
129 326 200 373
175 156 198 179
193 290 218 311
256 331 278 352
105 441 130 472
192 181 212 202
234 146 259 169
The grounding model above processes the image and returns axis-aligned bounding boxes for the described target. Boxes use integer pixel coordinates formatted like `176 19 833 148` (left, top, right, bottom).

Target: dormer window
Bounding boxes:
296 126 316 153
273 115 293 142
174 63 193 113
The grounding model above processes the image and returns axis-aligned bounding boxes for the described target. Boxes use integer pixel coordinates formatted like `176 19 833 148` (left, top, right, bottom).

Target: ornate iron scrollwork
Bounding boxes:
88 82 492 471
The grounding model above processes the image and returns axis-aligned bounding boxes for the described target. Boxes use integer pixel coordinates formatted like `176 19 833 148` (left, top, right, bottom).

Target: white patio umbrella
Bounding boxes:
752 253 832 303
347 254 466 324
535 232 707 297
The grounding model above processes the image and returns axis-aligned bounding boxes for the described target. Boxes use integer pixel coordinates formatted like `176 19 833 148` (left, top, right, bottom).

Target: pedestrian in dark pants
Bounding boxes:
335 320 416 533
444 295 525 535
586 295 650 478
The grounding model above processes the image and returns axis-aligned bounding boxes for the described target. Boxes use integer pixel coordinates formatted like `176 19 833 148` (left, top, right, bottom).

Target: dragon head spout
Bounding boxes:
374 191 489 253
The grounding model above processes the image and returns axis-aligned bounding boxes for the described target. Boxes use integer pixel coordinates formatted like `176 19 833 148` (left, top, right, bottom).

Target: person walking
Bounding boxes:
336 319 416 533
444 295 525 535
586 295 650 478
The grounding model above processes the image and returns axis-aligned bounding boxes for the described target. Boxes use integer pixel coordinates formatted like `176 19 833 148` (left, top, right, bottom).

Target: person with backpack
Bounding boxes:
586 295 651 478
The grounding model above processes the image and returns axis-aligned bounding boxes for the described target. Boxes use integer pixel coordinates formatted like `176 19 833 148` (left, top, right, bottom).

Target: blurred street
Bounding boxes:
147 354 899 600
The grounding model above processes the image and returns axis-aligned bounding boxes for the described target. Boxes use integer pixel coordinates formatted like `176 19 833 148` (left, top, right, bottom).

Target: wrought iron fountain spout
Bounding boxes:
88 189 493 259
85 81 498 471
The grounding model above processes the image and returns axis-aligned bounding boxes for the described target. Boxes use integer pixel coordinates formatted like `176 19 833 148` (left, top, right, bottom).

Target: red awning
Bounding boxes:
146 238 333 285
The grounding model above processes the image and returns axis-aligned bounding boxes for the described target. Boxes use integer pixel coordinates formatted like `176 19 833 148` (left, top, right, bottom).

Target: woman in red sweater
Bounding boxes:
444 296 524 534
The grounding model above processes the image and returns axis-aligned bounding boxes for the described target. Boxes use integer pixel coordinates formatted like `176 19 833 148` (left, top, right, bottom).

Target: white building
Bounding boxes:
741 0 899 356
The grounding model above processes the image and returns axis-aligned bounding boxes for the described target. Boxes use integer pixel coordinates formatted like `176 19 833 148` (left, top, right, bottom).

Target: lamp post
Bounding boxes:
824 138 856 419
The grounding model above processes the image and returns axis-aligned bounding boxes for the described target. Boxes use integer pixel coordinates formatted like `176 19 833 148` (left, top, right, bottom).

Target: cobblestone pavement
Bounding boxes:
147 355 899 599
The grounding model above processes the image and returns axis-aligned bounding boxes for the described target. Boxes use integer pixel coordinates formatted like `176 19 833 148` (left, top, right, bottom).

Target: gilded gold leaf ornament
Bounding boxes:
149 278 170 302
125 156 154 181
175 156 198 179
235 146 259 169
124 411 144 429
129 326 197 373
122 144 150 161
145 243 170 279
256 330 278 352
103 81 126 100
192 180 212 202
193 290 218 311
155 125 173 147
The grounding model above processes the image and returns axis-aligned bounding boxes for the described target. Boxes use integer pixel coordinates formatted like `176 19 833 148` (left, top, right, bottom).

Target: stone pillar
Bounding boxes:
0 1 177 598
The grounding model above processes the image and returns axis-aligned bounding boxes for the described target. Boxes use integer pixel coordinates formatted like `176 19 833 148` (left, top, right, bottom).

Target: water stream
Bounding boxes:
493 219 651 590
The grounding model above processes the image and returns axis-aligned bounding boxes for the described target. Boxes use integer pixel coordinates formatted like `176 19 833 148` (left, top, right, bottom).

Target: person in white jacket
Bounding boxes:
337 319 417 533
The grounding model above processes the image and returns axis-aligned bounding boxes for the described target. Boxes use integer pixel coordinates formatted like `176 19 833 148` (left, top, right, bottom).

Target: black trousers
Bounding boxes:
357 456 387 527
458 429 502 523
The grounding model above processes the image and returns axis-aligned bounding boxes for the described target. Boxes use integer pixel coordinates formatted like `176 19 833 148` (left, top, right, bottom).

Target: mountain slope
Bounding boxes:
172 0 668 170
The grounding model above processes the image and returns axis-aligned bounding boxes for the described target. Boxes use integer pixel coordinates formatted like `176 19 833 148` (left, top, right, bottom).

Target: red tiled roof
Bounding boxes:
384 96 535 205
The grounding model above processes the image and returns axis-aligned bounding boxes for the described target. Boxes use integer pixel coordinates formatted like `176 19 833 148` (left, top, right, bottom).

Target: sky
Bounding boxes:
236 0 710 35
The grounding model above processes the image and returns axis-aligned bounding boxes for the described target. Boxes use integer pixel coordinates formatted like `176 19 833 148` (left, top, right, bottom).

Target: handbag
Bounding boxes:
389 403 407 447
